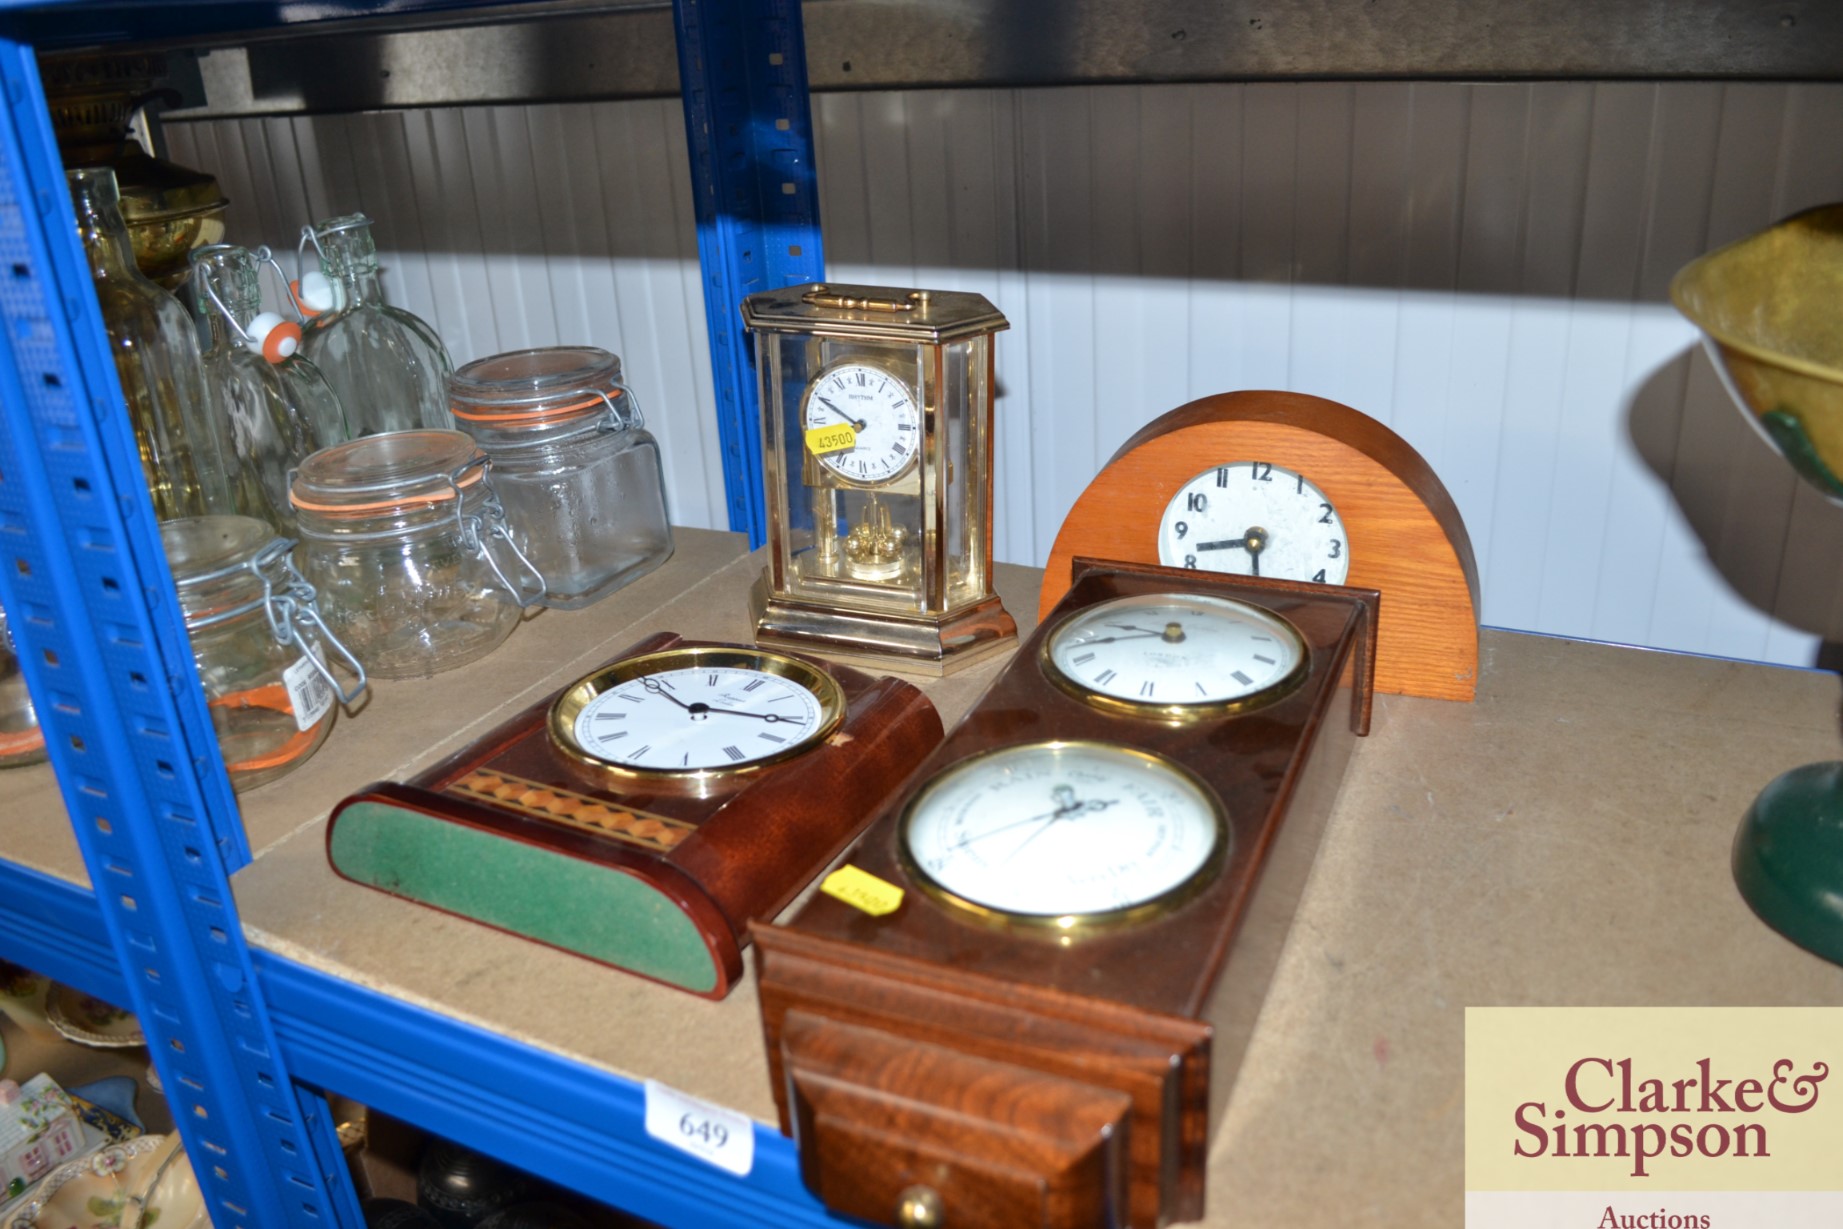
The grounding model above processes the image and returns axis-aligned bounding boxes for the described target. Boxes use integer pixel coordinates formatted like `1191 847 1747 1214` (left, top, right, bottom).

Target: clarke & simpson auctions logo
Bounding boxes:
1511 1056 1829 1178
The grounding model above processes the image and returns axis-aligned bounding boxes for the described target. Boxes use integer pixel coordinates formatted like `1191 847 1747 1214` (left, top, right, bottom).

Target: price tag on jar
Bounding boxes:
643 1079 754 1176
803 422 857 456
282 648 335 732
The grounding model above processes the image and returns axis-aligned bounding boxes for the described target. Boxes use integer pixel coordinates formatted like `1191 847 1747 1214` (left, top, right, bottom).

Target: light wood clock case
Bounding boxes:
325 632 942 1000
754 559 1379 1229
1041 389 1478 701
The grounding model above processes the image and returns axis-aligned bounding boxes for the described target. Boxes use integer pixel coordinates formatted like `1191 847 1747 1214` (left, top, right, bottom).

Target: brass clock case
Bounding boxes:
548 645 846 785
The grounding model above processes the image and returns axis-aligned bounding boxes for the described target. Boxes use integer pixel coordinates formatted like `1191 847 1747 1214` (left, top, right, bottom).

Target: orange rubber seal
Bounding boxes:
211 683 322 775
449 389 621 426
289 464 486 516
0 727 46 757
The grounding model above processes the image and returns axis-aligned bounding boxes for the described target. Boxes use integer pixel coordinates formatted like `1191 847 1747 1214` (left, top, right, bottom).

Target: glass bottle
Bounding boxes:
299 214 454 437
290 431 541 679
0 602 47 769
164 516 366 790
191 244 349 534
68 166 235 522
448 346 673 609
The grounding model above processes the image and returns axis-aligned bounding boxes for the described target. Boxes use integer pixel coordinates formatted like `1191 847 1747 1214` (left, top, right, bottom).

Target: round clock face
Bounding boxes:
1156 462 1351 585
550 647 844 777
1043 592 1308 716
801 360 922 485
900 741 1226 928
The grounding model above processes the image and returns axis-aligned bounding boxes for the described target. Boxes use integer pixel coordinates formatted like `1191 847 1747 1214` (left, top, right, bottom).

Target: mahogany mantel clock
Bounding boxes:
753 559 1379 1229
325 633 942 1000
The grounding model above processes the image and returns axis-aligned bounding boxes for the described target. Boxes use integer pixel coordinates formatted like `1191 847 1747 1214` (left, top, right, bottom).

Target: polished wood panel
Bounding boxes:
756 560 1377 1226
327 632 943 999
783 1010 1133 1229
1039 390 1478 701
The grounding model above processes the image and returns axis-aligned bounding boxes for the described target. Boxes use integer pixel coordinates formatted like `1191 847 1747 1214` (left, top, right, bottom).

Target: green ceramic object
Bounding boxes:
1731 761 1843 966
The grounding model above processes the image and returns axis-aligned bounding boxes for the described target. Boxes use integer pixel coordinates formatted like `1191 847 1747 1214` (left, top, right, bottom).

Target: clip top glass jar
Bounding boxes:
447 346 673 610
289 430 542 679
297 213 454 437
163 516 366 790
191 243 349 534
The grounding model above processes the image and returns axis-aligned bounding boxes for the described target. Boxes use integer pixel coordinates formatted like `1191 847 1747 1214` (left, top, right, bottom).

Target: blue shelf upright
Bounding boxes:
0 37 360 1229
673 0 825 546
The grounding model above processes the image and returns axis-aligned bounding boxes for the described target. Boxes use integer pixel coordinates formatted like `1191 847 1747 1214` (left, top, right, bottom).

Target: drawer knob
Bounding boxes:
896 1185 943 1229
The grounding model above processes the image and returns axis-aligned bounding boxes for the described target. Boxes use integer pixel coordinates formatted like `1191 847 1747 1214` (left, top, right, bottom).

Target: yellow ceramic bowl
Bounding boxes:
1671 204 1843 500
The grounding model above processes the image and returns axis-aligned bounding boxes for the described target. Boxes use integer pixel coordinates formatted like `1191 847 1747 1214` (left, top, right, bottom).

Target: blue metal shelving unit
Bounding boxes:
0 2 831 1225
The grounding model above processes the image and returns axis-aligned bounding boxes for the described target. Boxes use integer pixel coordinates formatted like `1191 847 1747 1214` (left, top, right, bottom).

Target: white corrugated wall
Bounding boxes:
166 80 1843 666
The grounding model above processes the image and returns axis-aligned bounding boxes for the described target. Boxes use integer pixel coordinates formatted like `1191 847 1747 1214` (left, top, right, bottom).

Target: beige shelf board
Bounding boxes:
1 760 86 888
0 528 754 895
231 530 1036 1124
230 544 1843 1226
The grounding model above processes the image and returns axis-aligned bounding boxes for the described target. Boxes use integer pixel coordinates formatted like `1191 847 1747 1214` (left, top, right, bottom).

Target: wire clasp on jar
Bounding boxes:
201 538 370 706
446 454 548 607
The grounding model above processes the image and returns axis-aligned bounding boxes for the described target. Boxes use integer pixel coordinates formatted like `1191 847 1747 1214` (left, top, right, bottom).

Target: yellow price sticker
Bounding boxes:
820 865 903 917
804 423 857 456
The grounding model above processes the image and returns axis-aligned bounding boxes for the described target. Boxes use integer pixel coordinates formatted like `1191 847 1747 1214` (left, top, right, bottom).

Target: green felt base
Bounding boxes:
329 801 720 994
1732 761 1843 967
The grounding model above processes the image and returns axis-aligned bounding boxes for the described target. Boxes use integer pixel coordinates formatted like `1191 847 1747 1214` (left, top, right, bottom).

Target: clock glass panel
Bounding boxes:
553 649 844 775
801 360 922 486
1043 592 1307 714
900 741 1226 926
1157 461 1350 584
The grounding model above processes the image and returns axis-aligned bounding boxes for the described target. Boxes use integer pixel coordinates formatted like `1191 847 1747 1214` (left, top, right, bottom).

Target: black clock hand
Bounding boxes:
1194 527 1270 579
814 396 868 432
953 787 1080 849
641 678 694 710
697 705 797 723
1002 797 1121 864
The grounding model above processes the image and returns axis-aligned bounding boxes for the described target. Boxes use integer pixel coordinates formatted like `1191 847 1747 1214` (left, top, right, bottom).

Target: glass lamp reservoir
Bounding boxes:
742 283 1016 675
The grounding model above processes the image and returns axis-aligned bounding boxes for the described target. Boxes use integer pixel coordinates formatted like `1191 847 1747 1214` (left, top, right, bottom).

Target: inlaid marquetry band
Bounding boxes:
448 768 694 852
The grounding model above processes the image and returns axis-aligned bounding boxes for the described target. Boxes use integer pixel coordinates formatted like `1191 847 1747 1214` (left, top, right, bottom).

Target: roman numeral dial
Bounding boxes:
801 360 923 486
1044 592 1309 715
552 647 846 776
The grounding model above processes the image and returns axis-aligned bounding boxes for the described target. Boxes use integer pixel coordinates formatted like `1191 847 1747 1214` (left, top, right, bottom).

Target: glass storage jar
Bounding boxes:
448 347 672 609
0 601 47 768
289 431 541 679
164 516 366 790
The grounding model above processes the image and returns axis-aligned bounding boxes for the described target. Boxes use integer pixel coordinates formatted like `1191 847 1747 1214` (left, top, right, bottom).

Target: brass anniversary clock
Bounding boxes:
742 283 1016 675
754 559 1380 1229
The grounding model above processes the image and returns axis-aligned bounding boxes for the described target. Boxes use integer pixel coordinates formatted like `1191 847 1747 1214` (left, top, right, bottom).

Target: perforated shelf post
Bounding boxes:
0 37 362 1229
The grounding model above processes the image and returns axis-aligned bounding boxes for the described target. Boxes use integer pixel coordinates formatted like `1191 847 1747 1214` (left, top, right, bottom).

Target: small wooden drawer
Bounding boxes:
781 1010 1133 1229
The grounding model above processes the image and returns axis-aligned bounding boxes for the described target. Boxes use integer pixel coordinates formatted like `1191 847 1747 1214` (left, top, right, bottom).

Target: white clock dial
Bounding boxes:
901 741 1225 924
1045 592 1307 711
570 663 829 772
1157 462 1350 584
802 361 922 485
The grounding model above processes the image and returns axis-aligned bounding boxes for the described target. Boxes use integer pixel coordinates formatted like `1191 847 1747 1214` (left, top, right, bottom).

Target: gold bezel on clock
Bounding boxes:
797 355 923 489
894 739 1231 940
548 645 846 783
1037 592 1312 723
